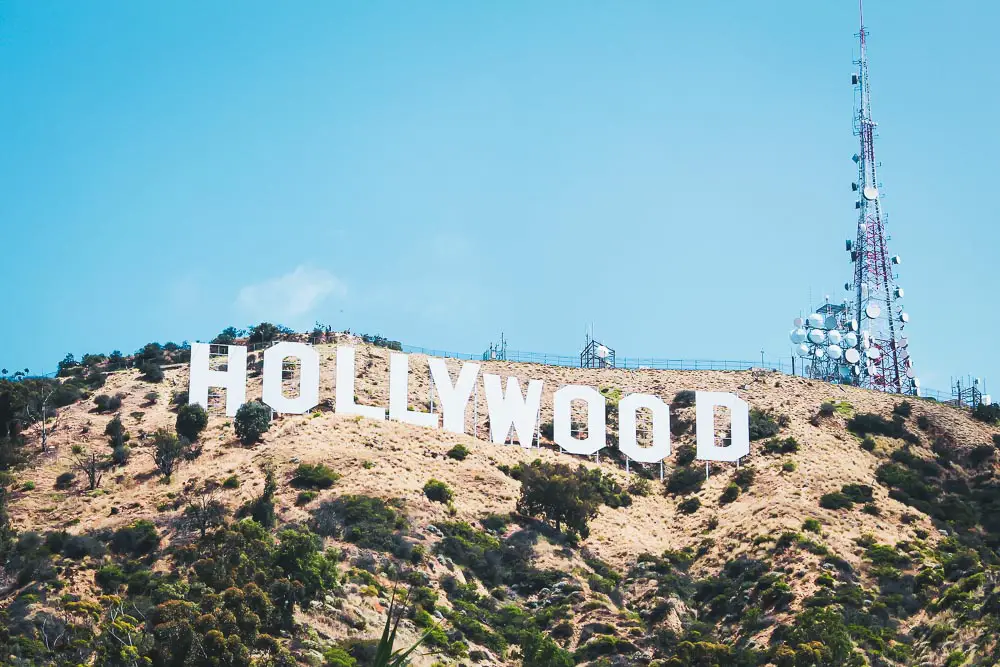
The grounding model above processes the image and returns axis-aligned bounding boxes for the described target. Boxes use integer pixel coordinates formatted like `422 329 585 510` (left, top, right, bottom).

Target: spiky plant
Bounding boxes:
373 586 436 666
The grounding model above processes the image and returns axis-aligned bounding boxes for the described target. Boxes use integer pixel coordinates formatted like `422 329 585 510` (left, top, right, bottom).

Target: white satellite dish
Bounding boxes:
843 332 858 348
912 378 921 387
806 313 824 328
892 255 902 265
861 332 871 349
814 347 826 358
863 185 879 201
807 329 826 344
793 317 804 327
906 367 916 379
828 330 843 345
845 348 861 364
852 365 861 376
865 303 881 318
849 319 858 331
790 328 807 344
796 343 811 357
867 346 882 360
895 287 904 298
828 345 843 360
983 394 992 406
900 312 910 323
596 345 609 359
824 316 838 330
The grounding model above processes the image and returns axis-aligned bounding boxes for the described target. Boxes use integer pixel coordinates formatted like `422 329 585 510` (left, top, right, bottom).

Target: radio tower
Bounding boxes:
847 0 917 395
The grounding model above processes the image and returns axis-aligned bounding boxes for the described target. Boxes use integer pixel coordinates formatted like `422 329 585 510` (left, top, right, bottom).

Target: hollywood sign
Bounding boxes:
188 342 750 463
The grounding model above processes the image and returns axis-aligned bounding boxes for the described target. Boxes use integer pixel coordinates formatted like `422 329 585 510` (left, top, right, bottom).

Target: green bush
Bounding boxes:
819 491 853 510
310 495 407 551
678 496 701 514
151 428 188 478
515 459 604 536
841 483 874 504
141 361 164 383
761 437 799 454
110 519 160 556
819 402 836 418
295 490 318 506
292 463 340 489
423 479 453 504
782 461 796 472
893 401 913 418
627 475 652 497
917 414 931 430
973 402 1000 424
222 474 240 489
749 409 783 440
666 465 705 495
720 483 740 504
802 518 821 533
860 435 877 451
446 444 470 461
234 400 271 445
175 403 209 441
732 466 755 491
675 443 697 466
847 412 917 443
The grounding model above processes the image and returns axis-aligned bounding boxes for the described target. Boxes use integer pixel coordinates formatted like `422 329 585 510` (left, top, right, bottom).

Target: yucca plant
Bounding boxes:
373 586 437 667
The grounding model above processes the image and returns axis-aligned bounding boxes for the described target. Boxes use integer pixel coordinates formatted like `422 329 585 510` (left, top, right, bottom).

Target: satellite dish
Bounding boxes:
845 348 861 364
596 345 609 359
983 394 992 406
814 347 826 358
807 313 824 328
852 365 861 376
824 316 838 330
900 312 910 323
793 317 804 327
808 329 826 344
900 335 909 347
895 287 904 298
912 378 921 387
906 367 916 379
849 319 858 331
828 330 843 345
796 343 811 357
790 328 807 344
861 332 871 349
843 332 858 348
827 345 843 360
892 255 902 265
863 185 879 200
865 303 881 318
867 347 882 360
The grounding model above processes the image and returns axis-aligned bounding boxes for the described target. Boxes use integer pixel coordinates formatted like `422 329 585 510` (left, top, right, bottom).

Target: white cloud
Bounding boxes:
236 265 346 321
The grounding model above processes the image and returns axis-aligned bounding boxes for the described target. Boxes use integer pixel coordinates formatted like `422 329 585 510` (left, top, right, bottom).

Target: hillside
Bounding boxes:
3 334 1000 667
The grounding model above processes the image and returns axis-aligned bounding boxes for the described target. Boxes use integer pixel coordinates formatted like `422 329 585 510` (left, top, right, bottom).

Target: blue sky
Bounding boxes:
1 1 997 395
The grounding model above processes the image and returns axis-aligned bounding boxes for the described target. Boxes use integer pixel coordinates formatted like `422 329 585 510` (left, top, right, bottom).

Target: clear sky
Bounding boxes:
1 1 997 395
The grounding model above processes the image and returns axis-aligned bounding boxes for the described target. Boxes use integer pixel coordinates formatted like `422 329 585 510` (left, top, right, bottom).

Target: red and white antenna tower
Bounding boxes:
846 0 917 395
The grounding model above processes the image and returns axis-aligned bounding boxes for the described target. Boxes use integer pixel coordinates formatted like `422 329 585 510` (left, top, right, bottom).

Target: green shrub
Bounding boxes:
782 461 796 472
675 443 697 466
144 391 160 405
515 459 604 536
21 481 34 491
110 520 160 556
175 403 209 441
819 402 836 418
141 362 164 383
732 466 755 491
95 563 127 591
222 474 240 489
446 443 470 461
295 490 318 506
151 428 188 478
627 475 652 497
234 400 271 445
819 492 853 510
720 483 740 504
993 434 1000 448
292 463 340 489
310 495 407 551
917 415 931 431
841 483 874 503
423 479 453 504
749 409 783 440
802 518 821 533
666 465 705 495
847 412 917 443
761 437 799 454
860 435 876 451
893 401 913 418
678 496 701 514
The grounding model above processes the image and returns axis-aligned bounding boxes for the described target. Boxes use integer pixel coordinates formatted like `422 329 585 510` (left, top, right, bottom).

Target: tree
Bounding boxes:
140 362 164 383
105 414 131 465
176 403 209 442
23 383 58 452
234 401 271 445
183 489 229 538
248 322 280 345
151 428 188 478
516 459 600 537
72 446 105 491
212 326 245 345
